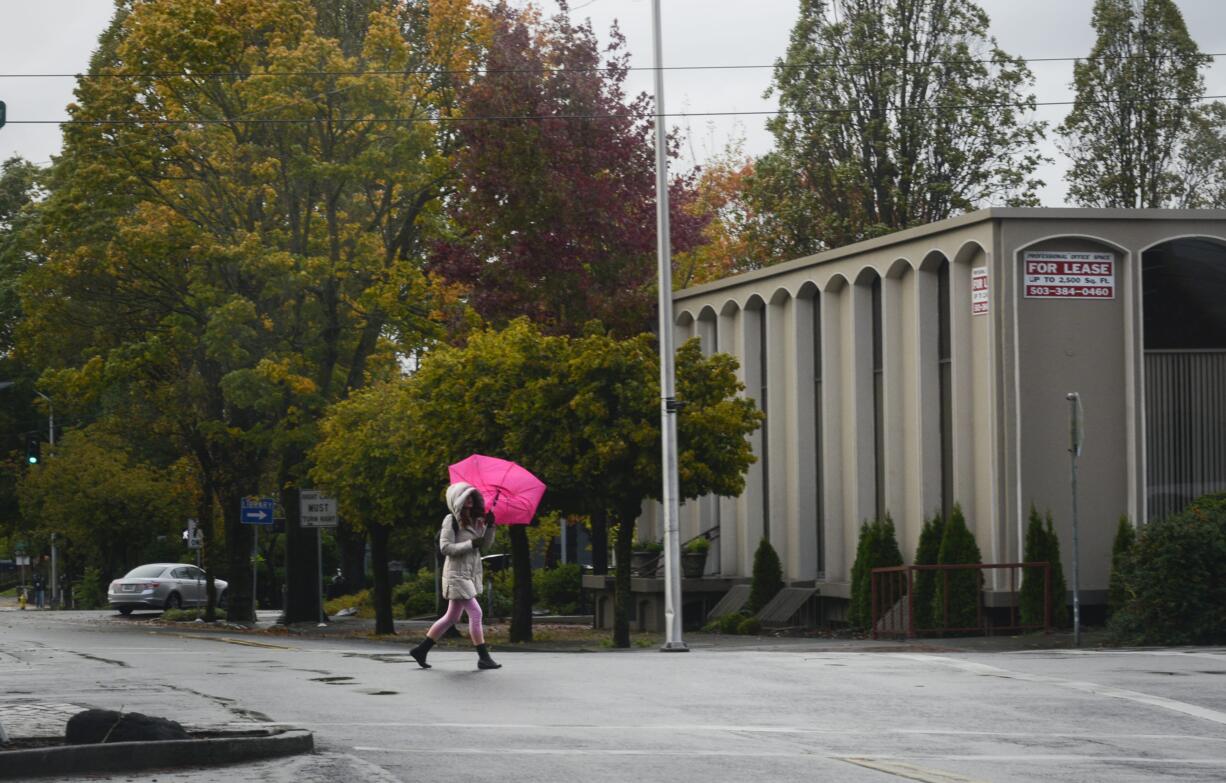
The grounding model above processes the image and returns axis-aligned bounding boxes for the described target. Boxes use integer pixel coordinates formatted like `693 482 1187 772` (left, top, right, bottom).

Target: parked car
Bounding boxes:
108 563 227 614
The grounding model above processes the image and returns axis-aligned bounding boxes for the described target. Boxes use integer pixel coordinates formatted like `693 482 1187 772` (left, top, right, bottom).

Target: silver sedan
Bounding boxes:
108 563 228 614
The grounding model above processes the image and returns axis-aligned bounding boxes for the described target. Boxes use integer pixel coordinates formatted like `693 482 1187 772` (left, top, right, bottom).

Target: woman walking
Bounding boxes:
410 482 501 670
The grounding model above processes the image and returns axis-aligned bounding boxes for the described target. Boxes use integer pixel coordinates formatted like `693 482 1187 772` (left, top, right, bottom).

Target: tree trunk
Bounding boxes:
370 524 394 635
199 488 218 622
509 525 532 642
281 483 322 623
222 488 256 624
613 511 634 648
337 519 367 594
591 507 609 575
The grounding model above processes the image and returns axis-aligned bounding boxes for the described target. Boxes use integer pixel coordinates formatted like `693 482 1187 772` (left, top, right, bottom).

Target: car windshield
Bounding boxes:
124 565 167 579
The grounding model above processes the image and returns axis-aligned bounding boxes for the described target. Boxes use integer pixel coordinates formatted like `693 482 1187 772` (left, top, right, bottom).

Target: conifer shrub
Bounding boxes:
1043 511 1070 627
933 504 982 630
1107 515 1135 618
1020 505 1049 627
746 538 784 615
848 515 904 629
1110 497 1226 645
912 513 943 630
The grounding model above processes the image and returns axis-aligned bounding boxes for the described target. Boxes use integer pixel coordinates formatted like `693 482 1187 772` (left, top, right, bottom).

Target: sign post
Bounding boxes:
1066 392 1084 647
300 490 338 626
241 497 275 616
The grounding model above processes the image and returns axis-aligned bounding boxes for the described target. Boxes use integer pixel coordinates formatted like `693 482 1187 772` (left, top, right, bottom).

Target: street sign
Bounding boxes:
184 518 202 549
971 266 989 315
299 490 338 528
15 555 30 566
240 497 276 525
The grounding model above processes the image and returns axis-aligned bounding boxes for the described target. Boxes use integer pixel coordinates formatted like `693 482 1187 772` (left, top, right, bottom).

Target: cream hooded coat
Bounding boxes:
440 482 497 600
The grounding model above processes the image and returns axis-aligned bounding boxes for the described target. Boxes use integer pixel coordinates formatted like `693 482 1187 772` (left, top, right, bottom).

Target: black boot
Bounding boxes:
410 636 435 669
476 643 501 670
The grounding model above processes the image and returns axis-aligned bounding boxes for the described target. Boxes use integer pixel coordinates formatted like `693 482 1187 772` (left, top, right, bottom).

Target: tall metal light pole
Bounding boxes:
1066 392 1083 647
35 391 57 608
651 0 687 652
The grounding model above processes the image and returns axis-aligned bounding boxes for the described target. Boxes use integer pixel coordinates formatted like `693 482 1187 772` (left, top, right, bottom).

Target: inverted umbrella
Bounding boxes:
447 454 546 526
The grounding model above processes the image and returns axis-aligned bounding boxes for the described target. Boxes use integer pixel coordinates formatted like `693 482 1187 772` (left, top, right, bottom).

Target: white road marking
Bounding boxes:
899 654 1226 726
842 758 986 782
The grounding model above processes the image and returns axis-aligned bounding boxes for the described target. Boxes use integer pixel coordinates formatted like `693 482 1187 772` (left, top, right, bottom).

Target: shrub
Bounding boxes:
684 537 711 555
533 563 582 615
1110 498 1226 645
746 538 784 614
933 504 982 631
912 513 943 630
324 589 374 619
1020 505 1049 627
735 615 762 635
162 608 227 622
1043 511 1070 627
393 569 437 619
1107 515 1135 618
76 567 107 610
848 515 904 629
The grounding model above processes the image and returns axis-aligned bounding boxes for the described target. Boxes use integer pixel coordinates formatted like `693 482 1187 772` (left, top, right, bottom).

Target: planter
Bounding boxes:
630 550 660 577
682 551 707 579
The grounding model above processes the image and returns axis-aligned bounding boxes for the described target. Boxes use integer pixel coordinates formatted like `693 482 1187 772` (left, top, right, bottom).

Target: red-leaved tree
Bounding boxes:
430 2 707 337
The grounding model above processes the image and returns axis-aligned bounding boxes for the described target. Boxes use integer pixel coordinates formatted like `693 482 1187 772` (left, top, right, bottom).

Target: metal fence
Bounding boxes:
870 562 1052 639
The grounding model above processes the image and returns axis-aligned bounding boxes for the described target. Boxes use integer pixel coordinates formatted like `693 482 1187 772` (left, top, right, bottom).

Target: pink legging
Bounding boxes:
427 598 484 644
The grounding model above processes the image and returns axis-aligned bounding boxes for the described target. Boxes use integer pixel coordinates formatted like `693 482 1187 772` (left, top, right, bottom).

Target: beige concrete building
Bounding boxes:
642 208 1226 611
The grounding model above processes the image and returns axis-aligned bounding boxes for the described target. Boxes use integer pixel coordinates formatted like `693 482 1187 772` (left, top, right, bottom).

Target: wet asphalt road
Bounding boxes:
2 609 1226 782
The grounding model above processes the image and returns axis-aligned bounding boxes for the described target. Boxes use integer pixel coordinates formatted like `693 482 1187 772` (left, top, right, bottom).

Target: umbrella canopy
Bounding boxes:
447 454 546 526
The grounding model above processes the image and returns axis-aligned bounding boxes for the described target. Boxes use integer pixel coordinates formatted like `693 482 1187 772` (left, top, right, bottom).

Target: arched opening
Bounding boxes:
1142 237 1226 520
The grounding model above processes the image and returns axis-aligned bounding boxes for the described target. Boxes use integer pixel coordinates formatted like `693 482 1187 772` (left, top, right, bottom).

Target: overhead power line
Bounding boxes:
5 93 1226 126
0 51 1222 80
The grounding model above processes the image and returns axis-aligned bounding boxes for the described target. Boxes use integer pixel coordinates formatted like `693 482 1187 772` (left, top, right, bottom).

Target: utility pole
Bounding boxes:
651 0 686 653
36 391 57 608
1066 392 1083 647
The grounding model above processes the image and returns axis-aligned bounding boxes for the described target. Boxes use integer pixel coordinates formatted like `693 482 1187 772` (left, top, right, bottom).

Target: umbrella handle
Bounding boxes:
490 488 501 509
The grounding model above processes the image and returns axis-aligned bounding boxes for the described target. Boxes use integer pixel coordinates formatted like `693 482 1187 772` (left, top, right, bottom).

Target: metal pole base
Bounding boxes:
659 641 690 652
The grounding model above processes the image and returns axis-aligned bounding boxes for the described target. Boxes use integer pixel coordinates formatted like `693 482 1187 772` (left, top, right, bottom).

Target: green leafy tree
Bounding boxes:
1043 511 1070 627
848 515 904 630
746 538 785 615
1058 0 1209 207
752 0 1045 256
933 504 982 631
16 426 193 589
1174 102 1226 208
21 0 477 622
1108 515 1136 618
912 513 943 631
0 157 44 353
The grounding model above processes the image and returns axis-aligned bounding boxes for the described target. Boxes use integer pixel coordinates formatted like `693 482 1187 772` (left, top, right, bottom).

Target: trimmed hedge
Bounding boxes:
912 513 943 631
1107 515 1135 618
1019 506 1069 628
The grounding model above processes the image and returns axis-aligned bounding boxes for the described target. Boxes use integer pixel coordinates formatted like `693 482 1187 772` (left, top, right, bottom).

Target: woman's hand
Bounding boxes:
484 509 496 525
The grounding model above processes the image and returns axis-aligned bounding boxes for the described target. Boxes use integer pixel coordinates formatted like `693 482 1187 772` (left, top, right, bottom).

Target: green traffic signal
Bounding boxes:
25 433 40 465
0 100 6 130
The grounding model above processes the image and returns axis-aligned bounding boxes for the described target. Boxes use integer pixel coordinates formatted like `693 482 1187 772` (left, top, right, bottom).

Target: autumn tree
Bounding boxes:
428 2 707 337
1058 0 1209 208
20 0 479 622
751 0 1045 257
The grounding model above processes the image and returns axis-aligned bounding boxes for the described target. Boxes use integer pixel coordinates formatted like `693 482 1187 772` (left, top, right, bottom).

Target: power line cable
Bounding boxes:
5 93 1225 126
0 51 1222 80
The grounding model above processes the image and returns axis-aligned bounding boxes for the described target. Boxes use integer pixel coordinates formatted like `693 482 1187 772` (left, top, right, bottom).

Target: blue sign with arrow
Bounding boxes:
241 497 275 525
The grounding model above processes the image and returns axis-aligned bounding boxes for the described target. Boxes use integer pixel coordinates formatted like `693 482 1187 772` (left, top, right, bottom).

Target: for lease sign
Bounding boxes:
1023 251 1115 299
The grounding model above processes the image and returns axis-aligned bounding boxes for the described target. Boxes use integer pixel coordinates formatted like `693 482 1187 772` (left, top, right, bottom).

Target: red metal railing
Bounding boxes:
870 562 1051 639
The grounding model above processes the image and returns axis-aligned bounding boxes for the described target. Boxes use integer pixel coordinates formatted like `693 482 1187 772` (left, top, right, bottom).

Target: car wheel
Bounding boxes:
118 607 133 616
164 592 182 611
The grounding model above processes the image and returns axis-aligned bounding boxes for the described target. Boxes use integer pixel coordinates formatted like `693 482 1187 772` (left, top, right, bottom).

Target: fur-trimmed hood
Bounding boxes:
445 482 482 520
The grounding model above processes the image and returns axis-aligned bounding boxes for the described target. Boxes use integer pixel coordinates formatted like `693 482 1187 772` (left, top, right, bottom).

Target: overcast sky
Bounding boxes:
2 0 1225 206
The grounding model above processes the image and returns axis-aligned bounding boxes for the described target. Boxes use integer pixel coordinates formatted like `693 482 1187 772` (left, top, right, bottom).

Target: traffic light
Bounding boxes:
0 100 6 130
25 433 40 465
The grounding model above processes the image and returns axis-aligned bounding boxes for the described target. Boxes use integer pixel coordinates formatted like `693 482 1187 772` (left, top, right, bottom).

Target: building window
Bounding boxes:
938 261 953 520
813 294 825 578
872 276 884 520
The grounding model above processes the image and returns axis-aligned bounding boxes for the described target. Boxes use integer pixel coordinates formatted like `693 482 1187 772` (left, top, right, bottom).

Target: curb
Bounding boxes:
0 728 313 780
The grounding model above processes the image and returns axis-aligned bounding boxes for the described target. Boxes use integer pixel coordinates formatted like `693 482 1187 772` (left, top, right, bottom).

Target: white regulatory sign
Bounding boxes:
971 266 989 315
299 490 338 528
1023 251 1115 299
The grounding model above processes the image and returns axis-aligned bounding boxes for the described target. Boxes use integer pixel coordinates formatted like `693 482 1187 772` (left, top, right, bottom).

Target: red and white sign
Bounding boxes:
971 267 989 315
1023 251 1115 299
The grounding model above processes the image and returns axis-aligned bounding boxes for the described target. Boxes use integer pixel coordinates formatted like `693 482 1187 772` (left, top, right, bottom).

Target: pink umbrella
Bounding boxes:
447 454 546 526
